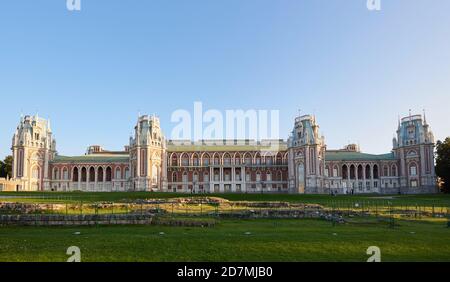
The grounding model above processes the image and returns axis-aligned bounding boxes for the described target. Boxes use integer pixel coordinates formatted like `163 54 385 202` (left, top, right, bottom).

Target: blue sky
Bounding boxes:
1 0 449 159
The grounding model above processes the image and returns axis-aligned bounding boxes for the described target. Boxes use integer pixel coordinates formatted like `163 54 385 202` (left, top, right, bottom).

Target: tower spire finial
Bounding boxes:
423 108 427 124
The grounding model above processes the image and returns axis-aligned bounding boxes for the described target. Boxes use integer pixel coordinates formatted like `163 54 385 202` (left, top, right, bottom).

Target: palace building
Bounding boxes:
8 112 437 194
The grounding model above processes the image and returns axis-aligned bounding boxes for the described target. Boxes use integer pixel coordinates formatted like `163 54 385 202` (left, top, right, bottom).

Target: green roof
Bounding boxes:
325 151 395 161
51 154 129 164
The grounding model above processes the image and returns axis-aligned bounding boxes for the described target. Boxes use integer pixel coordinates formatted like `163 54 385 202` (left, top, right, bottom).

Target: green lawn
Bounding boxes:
0 218 448 262
1 192 449 262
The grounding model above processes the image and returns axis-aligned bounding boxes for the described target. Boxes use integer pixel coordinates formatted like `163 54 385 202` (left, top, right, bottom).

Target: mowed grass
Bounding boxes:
0 218 449 262
1 191 450 207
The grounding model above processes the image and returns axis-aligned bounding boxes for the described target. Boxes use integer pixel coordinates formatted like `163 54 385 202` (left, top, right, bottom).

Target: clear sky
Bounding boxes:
1 0 449 159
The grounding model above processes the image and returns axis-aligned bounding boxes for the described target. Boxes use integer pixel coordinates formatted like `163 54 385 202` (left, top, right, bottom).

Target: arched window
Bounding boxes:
214 154 220 165
171 154 178 167
357 165 363 180
246 171 251 182
235 169 241 181
81 167 87 182
276 153 282 165
255 153 261 165
115 167 122 179
182 172 188 183
224 170 231 181
266 156 273 165
365 165 371 179
266 171 272 181
350 165 356 180
234 153 241 165
193 172 199 182
277 171 283 181
409 163 417 176
391 165 397 177
223 153 231 165
124 167 130 179
244 153 252 165
202 153 210 166
62 167 68 180
325 166 330 177
172 172 177 182
106 167 112 182
256 171 261 182
98 167 104 182
342 165 348 180
203 172 209 182
181 154 189 166
53 168 59 180
32 166 40 179
192 154 199 166
373 165 379 179
333 166 338 177
383 165 389 177
89 167 95 182
72 167 79 182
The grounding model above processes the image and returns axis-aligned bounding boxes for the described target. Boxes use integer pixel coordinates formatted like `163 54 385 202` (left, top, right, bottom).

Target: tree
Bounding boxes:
436 137 450 193
0 156 12 179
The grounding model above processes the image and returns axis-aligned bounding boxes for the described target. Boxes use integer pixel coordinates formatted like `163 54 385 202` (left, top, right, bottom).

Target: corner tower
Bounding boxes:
288 114 326 193
392 112 436 191
129 115 167 191
11 115 56 191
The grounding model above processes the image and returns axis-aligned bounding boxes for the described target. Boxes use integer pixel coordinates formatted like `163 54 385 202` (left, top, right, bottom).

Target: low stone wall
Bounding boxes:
153 217 216 228
380 186 439 194
0 214 154 226
216 208 344 221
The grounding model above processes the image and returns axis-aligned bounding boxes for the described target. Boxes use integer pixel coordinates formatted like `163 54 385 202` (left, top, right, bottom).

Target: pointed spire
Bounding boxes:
423 108 427 125
47 118 51 131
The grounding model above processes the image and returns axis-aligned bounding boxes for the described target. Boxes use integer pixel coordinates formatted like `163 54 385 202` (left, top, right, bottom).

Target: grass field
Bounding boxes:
0 218 449 262
0 192 449 262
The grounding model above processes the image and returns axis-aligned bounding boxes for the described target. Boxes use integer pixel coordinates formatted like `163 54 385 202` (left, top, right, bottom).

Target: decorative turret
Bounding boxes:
11 115 56 191
393 111 436 189
288 115 323 147
288 114 326 194
129 115 166 191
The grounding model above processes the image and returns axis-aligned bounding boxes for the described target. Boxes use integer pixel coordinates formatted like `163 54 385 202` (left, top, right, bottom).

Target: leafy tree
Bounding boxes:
0 160 4 178
0 156 12 178
436 137 450 193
